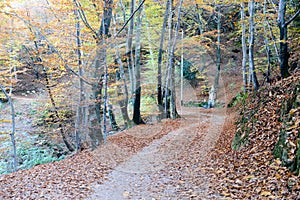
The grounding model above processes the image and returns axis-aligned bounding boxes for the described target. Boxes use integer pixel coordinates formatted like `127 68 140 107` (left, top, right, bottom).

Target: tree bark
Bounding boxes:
108 104 119 131
113 15 131 127
214 5 221 88
132 0 144 124
241 2 248 93
0 84 17 172
170 0 183 119
248 0 259 90
157 0 170 116
74 8 85 152
278 0 291 78
263 0 271 84
126 0 136 97
164 0 173 118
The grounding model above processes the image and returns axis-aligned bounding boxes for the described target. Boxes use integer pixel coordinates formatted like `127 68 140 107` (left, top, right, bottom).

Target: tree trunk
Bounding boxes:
241 2 248 93
116 58 131 126
263 0 271 84
102 49 108 144
89 0 113 148
99 0 113 37
180 30 184 106
32 40 75 152
214 5 221 88
248 0 259 90
126 0 136 97
74 9 84 152
113 15 131 127
108 104 119 131
132 0 144 124
164 0 173 118
278 0 291 78
167 0 182 119
0 84 17 172
157 0 170 116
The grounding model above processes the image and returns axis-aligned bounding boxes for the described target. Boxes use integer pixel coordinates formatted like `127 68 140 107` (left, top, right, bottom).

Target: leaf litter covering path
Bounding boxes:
0 108 225 199
87 109 225 200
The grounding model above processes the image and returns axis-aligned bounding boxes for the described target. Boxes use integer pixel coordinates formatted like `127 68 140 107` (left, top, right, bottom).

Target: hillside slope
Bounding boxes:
203 73 300 199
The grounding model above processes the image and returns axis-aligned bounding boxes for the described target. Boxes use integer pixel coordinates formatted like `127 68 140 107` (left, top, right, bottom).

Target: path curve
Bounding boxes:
86 109 225 199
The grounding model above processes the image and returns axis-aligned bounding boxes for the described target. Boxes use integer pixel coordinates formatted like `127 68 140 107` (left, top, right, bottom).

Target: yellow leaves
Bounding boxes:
289 108 298 115
275 173 282 180
260 191 271 196
0 119 12 123
0 131 9 135
243 175 255 180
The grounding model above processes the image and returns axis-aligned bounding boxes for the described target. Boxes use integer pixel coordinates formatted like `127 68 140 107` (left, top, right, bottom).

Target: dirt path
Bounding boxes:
87 109 226 199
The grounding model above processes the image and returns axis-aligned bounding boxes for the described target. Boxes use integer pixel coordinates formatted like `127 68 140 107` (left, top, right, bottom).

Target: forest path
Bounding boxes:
87 108 226 199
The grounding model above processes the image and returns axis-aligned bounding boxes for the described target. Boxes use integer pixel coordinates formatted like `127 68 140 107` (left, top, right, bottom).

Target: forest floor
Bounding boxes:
87 108 225 199
1 72 299 199
0 101 229 199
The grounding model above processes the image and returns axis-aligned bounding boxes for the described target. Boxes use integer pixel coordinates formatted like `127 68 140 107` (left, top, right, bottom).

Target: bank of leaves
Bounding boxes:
206 73 300 199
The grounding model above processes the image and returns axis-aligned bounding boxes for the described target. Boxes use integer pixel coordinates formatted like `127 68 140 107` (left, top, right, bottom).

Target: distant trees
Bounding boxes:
0 0 299 156
238 0 299 91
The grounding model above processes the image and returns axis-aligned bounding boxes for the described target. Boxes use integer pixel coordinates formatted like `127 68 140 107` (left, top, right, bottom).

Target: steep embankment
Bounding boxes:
202 73 300 199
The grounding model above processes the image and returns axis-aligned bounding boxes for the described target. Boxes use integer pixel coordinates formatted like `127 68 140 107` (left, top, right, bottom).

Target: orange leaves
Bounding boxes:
197 74 300 199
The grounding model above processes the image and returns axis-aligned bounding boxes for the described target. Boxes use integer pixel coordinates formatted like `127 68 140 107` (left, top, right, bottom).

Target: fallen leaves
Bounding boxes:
0 117 186 199
200 73 300 199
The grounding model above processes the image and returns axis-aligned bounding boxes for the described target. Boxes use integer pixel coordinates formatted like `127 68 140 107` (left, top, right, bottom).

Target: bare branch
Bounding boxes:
283 9 300 28
114 0 146 38
73 0 100 40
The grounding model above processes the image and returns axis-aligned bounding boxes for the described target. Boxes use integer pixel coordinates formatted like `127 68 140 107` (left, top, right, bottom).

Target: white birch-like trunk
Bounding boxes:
248 0 259 90
0 85 17 172
241 2 248 93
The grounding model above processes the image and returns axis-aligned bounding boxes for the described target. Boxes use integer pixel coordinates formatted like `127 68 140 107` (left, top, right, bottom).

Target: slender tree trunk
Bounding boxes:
263 0 271 84
170 0 183 119
214 5 221 87
278 0 291 78
9 19 17 96
180 30 184 106
248 0 259 90
108 104 119 130
44 69 75 151
119 0 126 23
112 15 131 127
266 20 281 63
0 85 17 172
157 0 169 116
115 55 131 126
195 4 204 35
132 0 144 124
102 49 108 143
74 9 84 152
241 2 248 93
99 0 113 36
164 0 173 118
126 0 136 97
89 56 104 149
101 0 109 143
32 40 75 152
